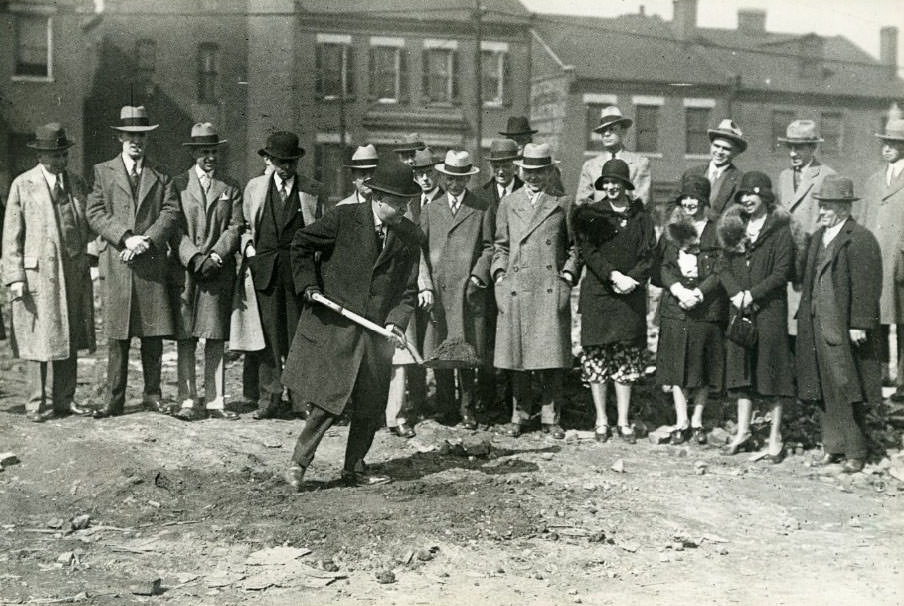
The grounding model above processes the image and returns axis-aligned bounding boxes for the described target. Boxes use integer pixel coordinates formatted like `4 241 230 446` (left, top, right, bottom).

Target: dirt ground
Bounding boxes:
1 330 903 605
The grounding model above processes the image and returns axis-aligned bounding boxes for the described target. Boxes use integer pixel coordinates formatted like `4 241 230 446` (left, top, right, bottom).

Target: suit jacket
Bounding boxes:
683 163 743 215
482 176 523 206
172 168 243 339
576 149 652 206
282 202 422 416
86 156 180 339
778 160 836 234
860 165 904 323
796 218 882 405
2 165 95 359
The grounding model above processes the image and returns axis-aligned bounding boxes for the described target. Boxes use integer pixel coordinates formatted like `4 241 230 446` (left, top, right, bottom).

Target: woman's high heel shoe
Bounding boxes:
721 432 753 456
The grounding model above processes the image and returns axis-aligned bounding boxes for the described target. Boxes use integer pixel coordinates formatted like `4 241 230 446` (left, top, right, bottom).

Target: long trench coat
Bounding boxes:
492 188 580 370
420 188 494 361
2 165 96 360
859 167 904 325
85 157 180 339
171 168 242 340
796 218 882 406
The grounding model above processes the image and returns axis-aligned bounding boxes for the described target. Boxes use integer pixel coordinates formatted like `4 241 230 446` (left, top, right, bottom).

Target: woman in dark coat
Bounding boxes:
655 176 727 445
573 159 656 443
717 172 796 461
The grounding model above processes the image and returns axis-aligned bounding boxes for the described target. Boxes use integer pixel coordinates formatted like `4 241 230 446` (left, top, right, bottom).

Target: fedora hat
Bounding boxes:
410 147 437 169
26 123 75 151
365 163 421 198
110 105 159 132
344 144 379 169
392 133 426 154
181 122 227 147
513 143 559 169
674 174 710 205
257 131 305 160
594 158 635 190
499 116 537 137
876 118 904 142
436 150 480 176
777 119 823 144
813 175 859 203
707 118 747 153
593 106 633 133
734 171 774 204
486 138 520 162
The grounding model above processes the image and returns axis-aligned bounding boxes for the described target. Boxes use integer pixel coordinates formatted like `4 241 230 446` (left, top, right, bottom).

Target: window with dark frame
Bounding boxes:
14 13 51 77
136 39 156 80
685 107 711 155
771 109 795 152
634 105 659 153
316 42 354 100
585 104 606 152
481 50 508 106
314 143 348 202
423 47 455 104
197 43 219 104
371 45 402 102
821 111 843 155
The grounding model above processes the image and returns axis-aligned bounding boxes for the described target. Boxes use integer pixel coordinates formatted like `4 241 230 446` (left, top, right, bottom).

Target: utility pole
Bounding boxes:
473 0 483 167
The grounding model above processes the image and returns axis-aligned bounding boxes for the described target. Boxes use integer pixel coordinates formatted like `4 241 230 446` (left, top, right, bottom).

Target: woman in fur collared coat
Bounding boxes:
655 176 727 445
718 172 797 462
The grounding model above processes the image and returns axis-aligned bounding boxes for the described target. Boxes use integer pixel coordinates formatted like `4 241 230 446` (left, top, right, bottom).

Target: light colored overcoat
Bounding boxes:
860 166 904 324
576 149 652 205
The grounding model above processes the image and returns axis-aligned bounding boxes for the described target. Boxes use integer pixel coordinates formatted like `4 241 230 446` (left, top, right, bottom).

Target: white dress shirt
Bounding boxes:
122 153 143 176
822 219 846 247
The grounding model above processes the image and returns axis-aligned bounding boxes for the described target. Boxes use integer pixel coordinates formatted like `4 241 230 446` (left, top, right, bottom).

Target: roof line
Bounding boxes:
530 28 572 72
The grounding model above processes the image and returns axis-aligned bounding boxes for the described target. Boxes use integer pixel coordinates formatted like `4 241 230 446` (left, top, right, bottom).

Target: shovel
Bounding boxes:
311 292 424 364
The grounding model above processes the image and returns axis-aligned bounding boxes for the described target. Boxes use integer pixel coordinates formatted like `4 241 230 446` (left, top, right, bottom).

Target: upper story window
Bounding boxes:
136 39 156 79
632 96 664 153
771 109 795 153
422 39 458 104
197 43 219 103
583 94 618 152
821 111 843 155
316 34 354 100
481 41 510 107
369 37 407 104
683 100 714 155
14 13 52 79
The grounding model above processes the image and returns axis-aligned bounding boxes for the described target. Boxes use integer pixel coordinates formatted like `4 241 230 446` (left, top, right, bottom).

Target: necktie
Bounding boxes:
129 164 140 196
422 194 429 208
375 225 385 250
279 182 288 203
610 150 617 160
52 177 65 205
889 165 897 187
792 166 801 191
449 195 459 215
200 173 211 194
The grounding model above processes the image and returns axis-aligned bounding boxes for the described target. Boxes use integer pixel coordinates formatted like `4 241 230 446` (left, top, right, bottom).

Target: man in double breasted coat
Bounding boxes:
422 150 495 429
859 116 904 399
282 163 422 489
3 123 96 422
171 123 242 421
240 131 324 419
493 144 580 439
797 176 882 474
86 106 180 418
683 119 746 215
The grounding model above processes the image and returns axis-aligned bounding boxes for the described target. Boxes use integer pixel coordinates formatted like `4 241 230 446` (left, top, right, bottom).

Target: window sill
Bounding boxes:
321 95 357 102
639 152 663 159
376 98 399 104
684 154 711 161
11 75 54 83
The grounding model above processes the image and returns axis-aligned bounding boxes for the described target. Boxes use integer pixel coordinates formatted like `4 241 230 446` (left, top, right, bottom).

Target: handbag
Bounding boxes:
727 310 757 349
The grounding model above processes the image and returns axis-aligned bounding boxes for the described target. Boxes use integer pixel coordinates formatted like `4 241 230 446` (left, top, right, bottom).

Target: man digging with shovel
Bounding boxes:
282 163 424 489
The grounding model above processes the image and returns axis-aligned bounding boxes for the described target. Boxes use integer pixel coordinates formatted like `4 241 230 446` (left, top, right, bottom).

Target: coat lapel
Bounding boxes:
24 167 62 252
136 165 159 212
790 163 821 211
883 169 904 200
113 159 134 202
207 177 227 210
356 202 380 267
187 169 205 209
449 190 477 231
519 192 559 243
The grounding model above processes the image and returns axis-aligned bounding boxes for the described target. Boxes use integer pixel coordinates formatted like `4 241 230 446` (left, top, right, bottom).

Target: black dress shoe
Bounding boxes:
813 452 844 466
670 426 691 445
66 402 91 416
764 446 786 464
27 410 58 423
285 464 305 492
617 425 637 444
542 423 565 439
389 423 416 438
842 458 865 473
692 426 707 445
175 407 206 421
341 470 391 486
252 407 278 420
92 407 122 419
594 425 610 443
460 413 478 431
497 422 522 437
207 409 240 420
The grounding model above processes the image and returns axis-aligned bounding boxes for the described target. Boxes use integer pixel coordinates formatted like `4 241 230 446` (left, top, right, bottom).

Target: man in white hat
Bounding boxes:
170 123 243 421
419 150 494 430
3 123 96 422
860 111 904 399
576 106 652 206
336 144 379 207
682 119 746 215
86 106 181 418
493 143 580 439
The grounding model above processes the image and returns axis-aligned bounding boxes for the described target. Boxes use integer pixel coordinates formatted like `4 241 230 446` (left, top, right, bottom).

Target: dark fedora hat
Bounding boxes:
110 105 159 132
487 138 521 162
594 158 634 190
182 122 227 147
734 171 774 204
392 133 426 154
499 116 537 137
813 175 859 203
257 131 305 160
674 174 711 205
365 163 421 198
27 123 75 151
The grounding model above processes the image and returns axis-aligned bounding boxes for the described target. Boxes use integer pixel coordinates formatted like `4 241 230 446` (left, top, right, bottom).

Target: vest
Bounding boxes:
257 177 304 285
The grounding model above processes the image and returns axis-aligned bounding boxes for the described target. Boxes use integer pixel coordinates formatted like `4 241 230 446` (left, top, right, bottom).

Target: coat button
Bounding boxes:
546 239 551 245
547 288 552 293
546 264 552 270
513 267 519 272
511 291 517 296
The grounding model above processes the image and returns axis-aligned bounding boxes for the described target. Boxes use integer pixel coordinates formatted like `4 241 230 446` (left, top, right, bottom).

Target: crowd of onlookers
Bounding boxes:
3 103 903 486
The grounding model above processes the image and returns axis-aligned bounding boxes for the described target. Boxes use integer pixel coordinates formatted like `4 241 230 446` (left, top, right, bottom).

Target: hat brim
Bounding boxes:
182 139 228 147
435 165 480 176
813 195 859 203
777 137 823 144
708 130 748 152
368 182 421 197
498 129 538 136
26 141 76 151
734 189 775 203
592 117 633 133
594 175 635 190
392 144 426 153
513 159 560 169
257 147 305 160
344 162 379 169
110 125 159 132
876 133 904 142
487 154 521 162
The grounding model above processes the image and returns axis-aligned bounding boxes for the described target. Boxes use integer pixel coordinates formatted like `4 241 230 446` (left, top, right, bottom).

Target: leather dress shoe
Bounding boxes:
842 458 865 473
285 464 305 492
27 410 59 423
208 409 240 420
175 407 206 422
389 423 416 438
617 425 637 445
542 423 566 439
594 425 610 443
813 452 844 466
497 422 522 437
763 446 786 464
692 426 708 445
66 402 91 416
252 407 279 420
341 470 391 486
460 413 478 431
143 397 167 413
92 406 122 419
670 426 691 445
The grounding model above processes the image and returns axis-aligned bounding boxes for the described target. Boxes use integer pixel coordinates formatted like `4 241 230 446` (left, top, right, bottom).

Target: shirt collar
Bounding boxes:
122 153 142 174
372 207 384 230
273 172 295 191
38 163 60 188
822 218 847 244
195 164 214 181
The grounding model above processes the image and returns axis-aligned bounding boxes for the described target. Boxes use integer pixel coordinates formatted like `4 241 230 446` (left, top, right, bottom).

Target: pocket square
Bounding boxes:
220 192 230 200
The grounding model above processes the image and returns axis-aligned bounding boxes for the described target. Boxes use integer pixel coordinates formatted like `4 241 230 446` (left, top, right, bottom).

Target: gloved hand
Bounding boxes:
304 286 322 304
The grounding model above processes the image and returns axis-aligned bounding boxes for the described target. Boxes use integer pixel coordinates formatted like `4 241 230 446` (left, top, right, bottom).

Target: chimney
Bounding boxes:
799 34 824 79
672 0 697 42
737 9 766 35
881 26 898 78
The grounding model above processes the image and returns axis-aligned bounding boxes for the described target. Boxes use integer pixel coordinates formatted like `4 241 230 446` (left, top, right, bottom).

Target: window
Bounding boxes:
422 47 457 104
136 39 156 79
369 39 408 103
685 107 711 155
314 143 348 202
634 105 659 153
14 14 51 78
585 103 606 152
316 42 354 100
197 43 219 103
821 112 843 155
771 109 795 152
481 44 510 106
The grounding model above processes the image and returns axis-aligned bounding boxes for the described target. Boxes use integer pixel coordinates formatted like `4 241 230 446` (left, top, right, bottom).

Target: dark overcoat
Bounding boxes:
796 218 882 406
683 163 743 215
171 168 242 340
420 188 494 360
574 199 656 346
718 206 795 397
85 157 180 339
482 175 523 205
282 202 421 416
